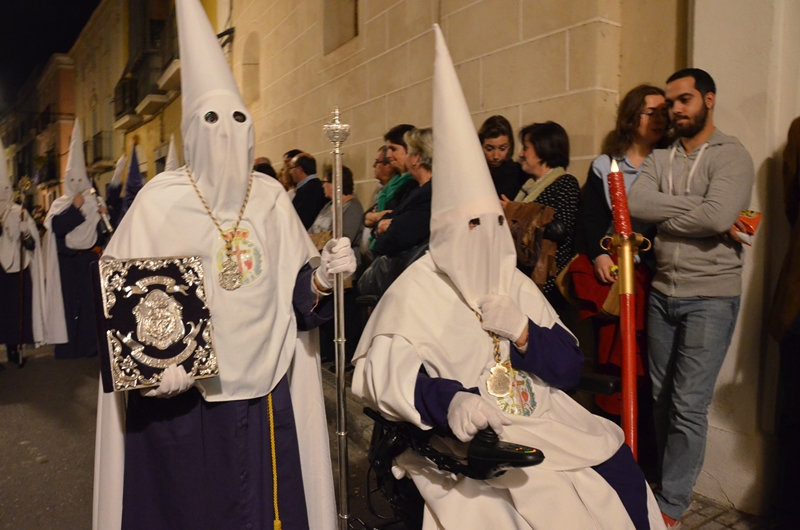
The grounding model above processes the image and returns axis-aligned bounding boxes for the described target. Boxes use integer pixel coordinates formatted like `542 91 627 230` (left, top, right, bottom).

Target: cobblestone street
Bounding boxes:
0 347 775 529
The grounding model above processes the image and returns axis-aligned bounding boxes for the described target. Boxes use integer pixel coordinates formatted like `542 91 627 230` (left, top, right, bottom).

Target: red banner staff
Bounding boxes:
600 159 650 460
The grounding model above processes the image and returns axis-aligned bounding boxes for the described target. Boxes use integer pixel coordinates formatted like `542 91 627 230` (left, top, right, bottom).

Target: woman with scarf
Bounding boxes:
502 121 579 305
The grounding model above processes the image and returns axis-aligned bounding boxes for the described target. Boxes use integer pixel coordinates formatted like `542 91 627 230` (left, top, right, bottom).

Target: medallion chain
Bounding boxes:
186 167 254 290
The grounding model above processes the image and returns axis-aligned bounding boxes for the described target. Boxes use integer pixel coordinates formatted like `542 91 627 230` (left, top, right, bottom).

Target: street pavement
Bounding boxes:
0 346 773 530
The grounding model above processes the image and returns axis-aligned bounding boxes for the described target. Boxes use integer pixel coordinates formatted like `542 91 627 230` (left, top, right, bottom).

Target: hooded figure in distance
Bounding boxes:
351 25 667 530
0 143 45 365
92 1 354 528
43 118 106 359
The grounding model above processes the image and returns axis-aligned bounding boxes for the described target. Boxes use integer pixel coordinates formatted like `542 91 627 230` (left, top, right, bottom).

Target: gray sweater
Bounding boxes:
629 128 754 297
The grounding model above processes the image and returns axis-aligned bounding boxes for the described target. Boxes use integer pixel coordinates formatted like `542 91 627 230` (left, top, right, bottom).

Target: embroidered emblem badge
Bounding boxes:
495 360 537 417
216 225 264 288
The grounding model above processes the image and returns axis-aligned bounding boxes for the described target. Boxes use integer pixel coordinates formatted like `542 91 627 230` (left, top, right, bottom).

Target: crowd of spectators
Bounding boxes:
253 67 763 530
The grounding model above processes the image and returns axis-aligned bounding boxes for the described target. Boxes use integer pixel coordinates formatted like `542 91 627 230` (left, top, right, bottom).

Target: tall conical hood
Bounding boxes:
176 0 254 216
110 153 127 187
123 146 143 212
177 0 240 130
165 134 179 172
63 118 92 196
429 24 516 309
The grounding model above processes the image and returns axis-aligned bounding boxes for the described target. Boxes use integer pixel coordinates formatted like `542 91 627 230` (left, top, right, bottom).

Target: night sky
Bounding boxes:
0 0 101 112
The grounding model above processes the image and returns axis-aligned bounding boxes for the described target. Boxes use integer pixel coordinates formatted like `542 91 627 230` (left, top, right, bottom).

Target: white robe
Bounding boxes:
92 169 336 530
352 253 666 530
0 204 45 344
42 190 103 345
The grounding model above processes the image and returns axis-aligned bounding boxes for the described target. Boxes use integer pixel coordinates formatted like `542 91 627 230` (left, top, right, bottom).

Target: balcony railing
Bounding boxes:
114 76 138 120
114 51 167 120
92 131 113 163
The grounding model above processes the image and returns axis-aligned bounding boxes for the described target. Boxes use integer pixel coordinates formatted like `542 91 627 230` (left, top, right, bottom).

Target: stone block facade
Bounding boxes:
230 0 686 207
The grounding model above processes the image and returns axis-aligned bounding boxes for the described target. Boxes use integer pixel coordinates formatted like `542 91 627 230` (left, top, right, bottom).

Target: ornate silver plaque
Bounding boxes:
486 364 513 398
95 256 218 392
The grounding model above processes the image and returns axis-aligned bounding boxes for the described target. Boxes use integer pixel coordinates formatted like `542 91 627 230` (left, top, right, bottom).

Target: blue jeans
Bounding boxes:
647 290 740 520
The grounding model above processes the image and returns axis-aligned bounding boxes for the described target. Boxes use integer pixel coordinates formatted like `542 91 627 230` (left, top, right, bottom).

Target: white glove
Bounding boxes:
476 294 528 342
447 391 512 443
314 237 357 291
141 364 195 398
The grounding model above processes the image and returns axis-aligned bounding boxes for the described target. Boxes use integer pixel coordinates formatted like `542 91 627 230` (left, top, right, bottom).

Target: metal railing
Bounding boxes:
92 131 113 163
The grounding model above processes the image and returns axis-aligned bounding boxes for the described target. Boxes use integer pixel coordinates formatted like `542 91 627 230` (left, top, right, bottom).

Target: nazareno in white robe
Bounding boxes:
92 169 336 530
0 202 46 344
351 253 666 530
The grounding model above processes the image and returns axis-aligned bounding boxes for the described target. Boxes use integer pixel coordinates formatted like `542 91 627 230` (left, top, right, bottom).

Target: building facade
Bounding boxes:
70 0 128 194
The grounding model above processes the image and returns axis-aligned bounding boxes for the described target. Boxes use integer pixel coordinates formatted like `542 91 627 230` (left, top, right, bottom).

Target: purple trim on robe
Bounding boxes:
413 321 583 428
106 183 123 228
0 266 34 345
510 320 583 390
293 263 334 331
53 250 99 360
50 204 86 236
414 367 478 429
591 444 650 530
122 374 309 530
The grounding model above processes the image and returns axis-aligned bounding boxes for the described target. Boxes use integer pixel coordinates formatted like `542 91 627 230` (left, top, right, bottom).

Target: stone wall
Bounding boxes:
690 0 800 515
229 0 686 207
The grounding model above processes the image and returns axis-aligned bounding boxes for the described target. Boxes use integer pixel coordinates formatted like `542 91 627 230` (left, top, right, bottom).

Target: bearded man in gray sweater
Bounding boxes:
628 68 754 530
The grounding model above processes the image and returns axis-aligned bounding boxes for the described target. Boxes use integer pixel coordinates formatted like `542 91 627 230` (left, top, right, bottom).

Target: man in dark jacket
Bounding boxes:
289 153 326 229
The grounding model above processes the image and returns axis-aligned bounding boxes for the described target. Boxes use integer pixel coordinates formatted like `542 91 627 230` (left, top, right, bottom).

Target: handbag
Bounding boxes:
503 201 558 288
357 242 429 297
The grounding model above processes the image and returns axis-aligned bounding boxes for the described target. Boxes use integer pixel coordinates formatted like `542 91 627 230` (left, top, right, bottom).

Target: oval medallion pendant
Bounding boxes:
487 363 512 397
219 258 242 290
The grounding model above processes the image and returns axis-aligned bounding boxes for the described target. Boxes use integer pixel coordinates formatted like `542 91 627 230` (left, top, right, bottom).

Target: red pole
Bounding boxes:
607 160 638 460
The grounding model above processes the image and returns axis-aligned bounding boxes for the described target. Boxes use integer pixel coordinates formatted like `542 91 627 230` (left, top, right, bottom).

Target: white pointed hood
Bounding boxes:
43 118 103 345
177 0 253 216
63 119 92 195
110 153 127 187
45 118 101 250
165 134 179 172
429 25 516 310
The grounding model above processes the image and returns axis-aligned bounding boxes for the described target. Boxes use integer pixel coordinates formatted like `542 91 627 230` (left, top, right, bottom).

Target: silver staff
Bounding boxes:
88 187 114 234
323 107 351 530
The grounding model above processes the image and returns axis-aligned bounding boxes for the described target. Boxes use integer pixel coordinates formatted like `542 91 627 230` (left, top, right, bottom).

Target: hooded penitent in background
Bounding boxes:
105 154 127 229
0 143 45 366
120 145 143 218
43 118 105 359
165 134 179 172
92 0 354 528
351 25 667 530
